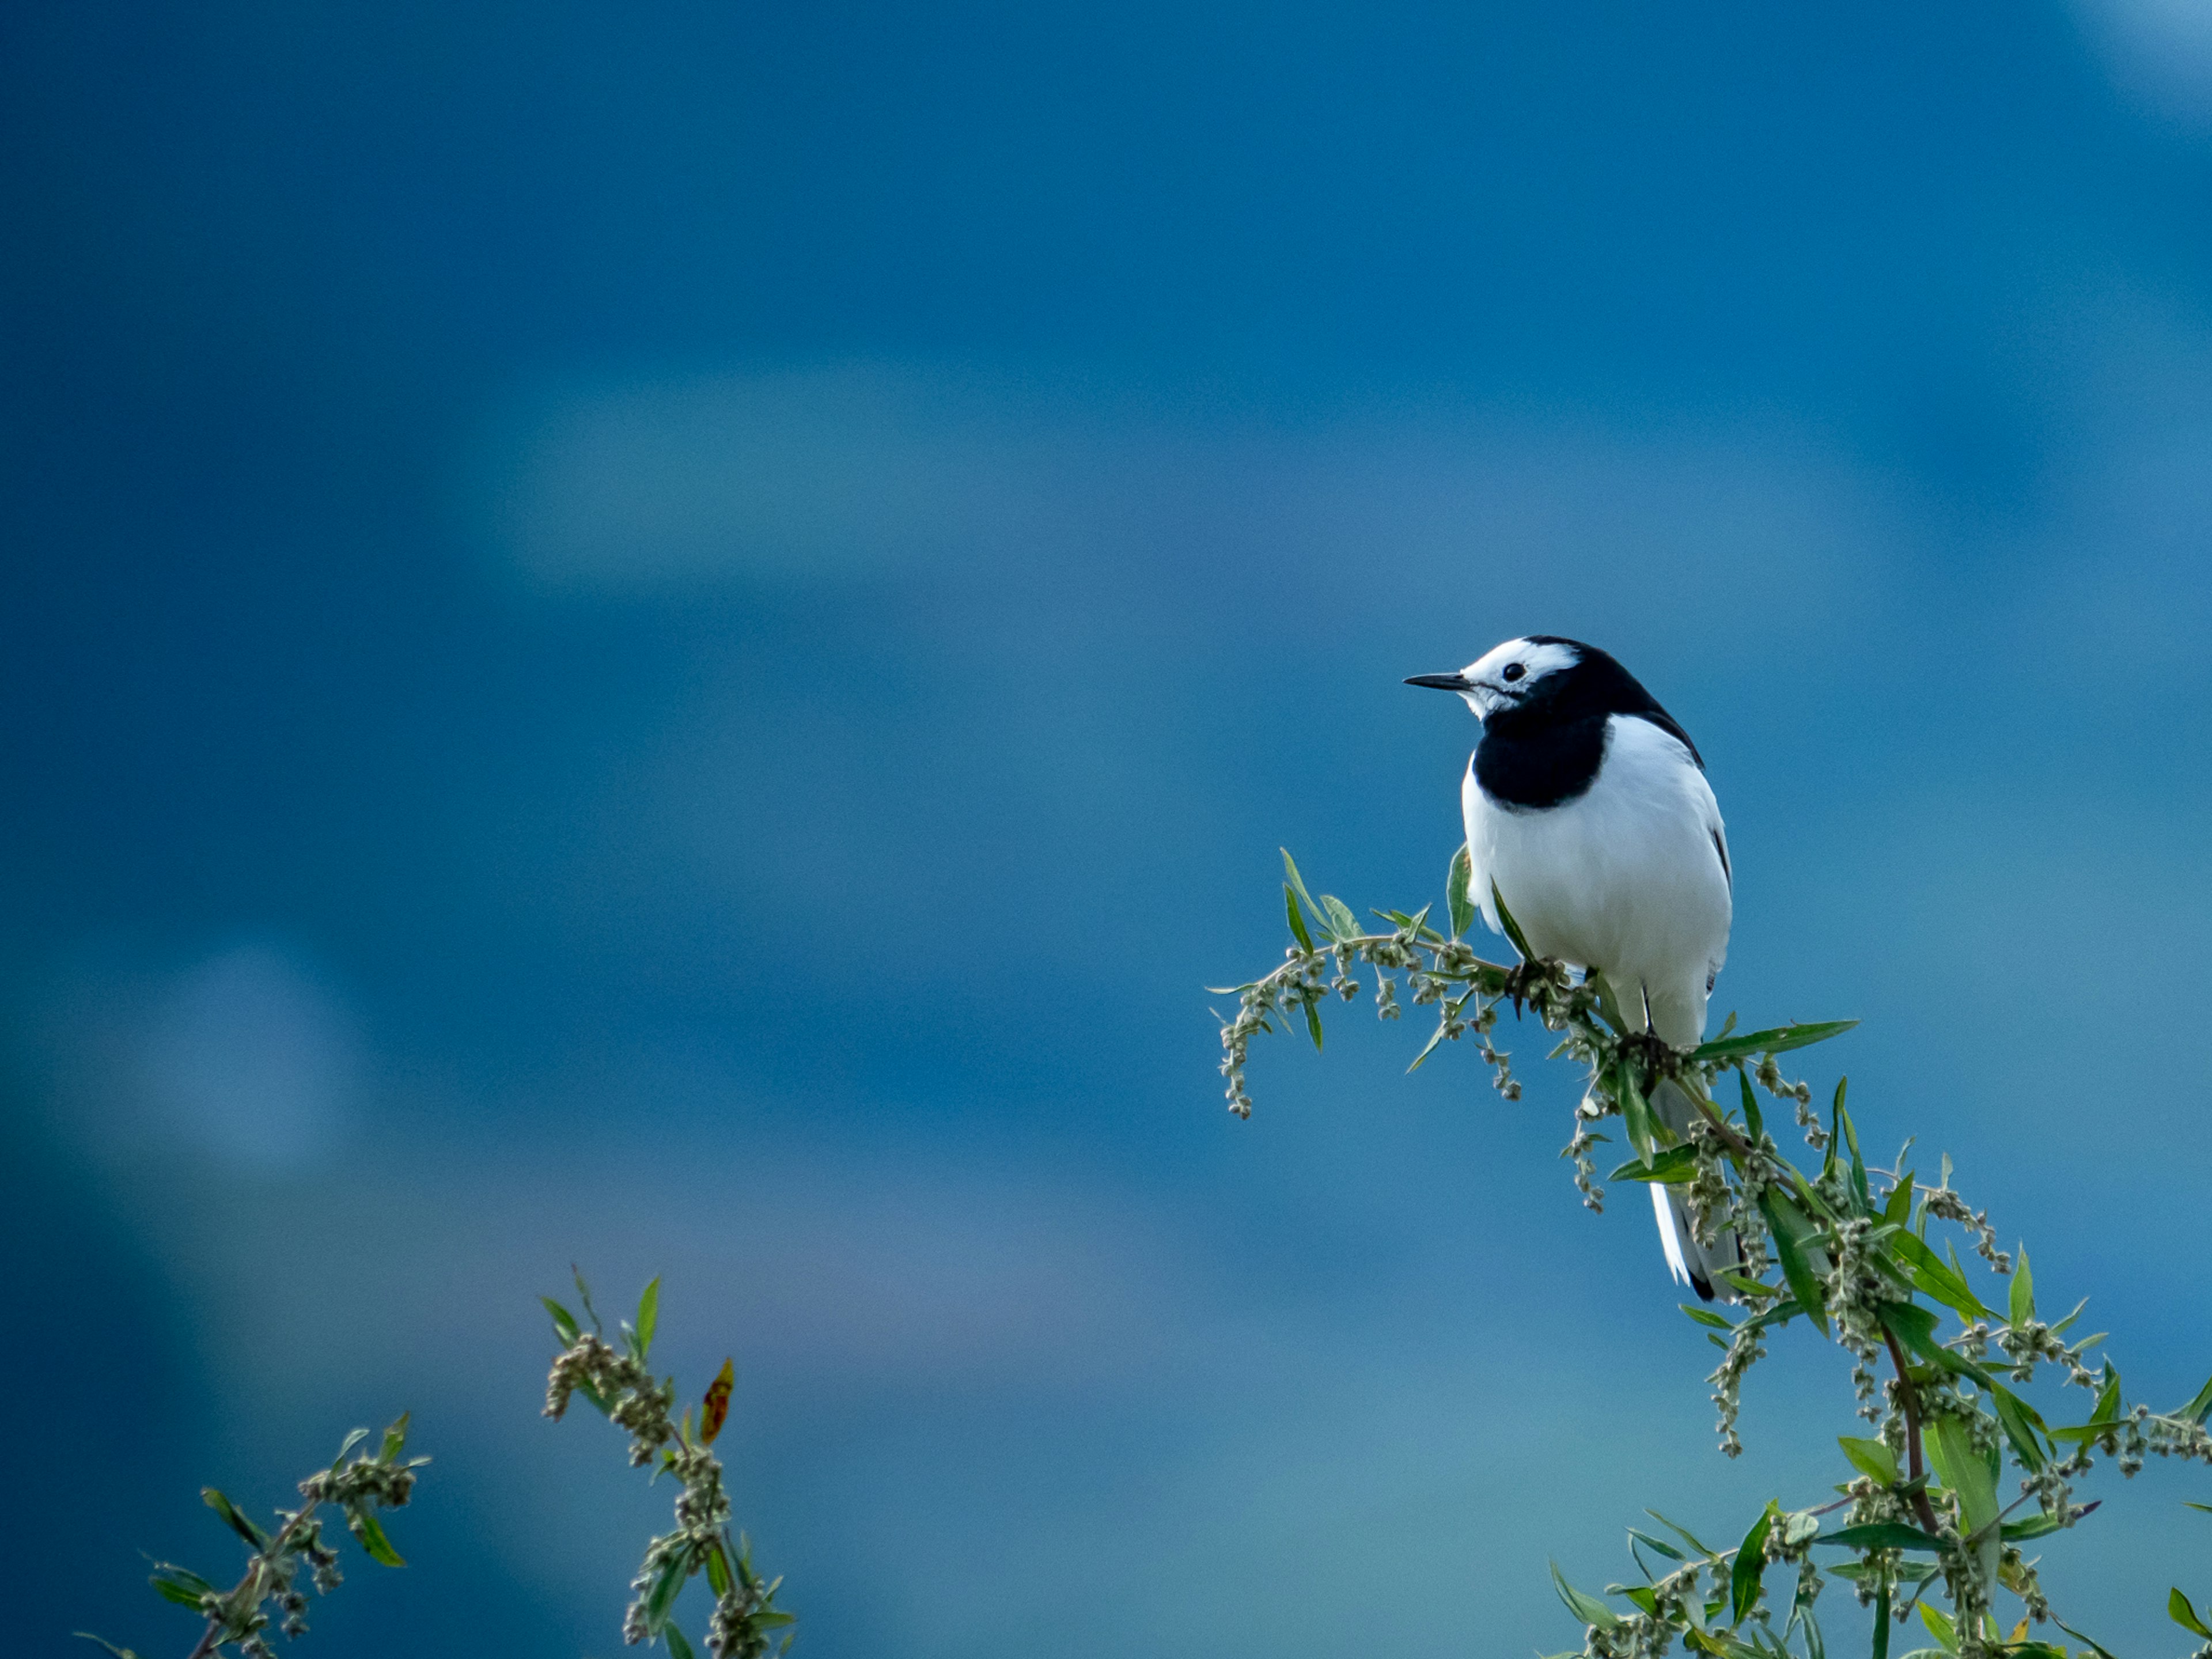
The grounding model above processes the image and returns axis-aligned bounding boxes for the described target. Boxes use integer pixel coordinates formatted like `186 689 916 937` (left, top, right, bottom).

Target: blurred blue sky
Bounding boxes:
7 2 2212 1654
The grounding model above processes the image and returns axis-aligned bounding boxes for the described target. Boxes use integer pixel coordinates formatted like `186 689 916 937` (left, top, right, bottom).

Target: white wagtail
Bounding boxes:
1407 636 1740 1301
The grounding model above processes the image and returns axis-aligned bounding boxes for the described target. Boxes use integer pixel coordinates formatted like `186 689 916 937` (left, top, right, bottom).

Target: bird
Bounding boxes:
1406 636 1739 1301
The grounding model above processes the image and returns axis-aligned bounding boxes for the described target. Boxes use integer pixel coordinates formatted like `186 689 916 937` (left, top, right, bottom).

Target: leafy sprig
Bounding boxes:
543 1270 793 1659
78 1416 425 1659
1213 847 2212 1658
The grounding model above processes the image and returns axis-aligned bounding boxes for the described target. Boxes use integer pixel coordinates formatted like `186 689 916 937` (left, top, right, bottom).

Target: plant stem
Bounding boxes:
183 1507 319 1659
1880 1326 1944 1535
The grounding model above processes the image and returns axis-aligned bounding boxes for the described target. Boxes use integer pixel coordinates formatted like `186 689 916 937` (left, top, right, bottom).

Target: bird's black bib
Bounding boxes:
1474 638 1703 812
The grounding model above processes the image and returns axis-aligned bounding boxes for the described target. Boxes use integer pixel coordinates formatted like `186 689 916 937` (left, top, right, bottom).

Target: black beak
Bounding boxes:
1404 673 1474 692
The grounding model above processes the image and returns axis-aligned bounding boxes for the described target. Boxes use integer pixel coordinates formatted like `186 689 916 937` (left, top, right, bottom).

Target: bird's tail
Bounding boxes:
1647 1076 1743 1304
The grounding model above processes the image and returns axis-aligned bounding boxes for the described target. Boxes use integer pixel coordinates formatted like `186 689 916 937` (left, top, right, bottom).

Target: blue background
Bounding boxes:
6 2 2212 1653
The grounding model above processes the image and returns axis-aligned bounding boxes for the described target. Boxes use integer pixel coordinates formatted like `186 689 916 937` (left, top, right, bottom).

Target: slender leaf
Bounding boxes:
2008 1247 2034 1331
643 1549 689 1635
1758 1190 1828 1336
2053 1620 2119 1659
1837 1435 1899 1485
1319 893 1360 942
336 1426 372 1463
1446 844 1475 938
2172 1589 2212 1639
1643 1509 1717 1556
1872 1586 1890 1659
1491 881 1535 961
665 1624 700 1659
1627 1527 1684 1561
1987 1382 2048 1472
1690 1020 1858 1062
1550 1561 1620 1629
73 1638 139 1659
1610 1144 1700 1184
378 1412 410 1465
1730 1505 1775 1626
2176 1372 2212 1427
148 1563 217 1607
635 1278 661 1362
202 1487 270 1549
347 1503 407 1568
706 1541 734 1599
1888 1230 1994 1323
1736 1070 1764 1145
1282 884 1316 953
1680 1304 1734 1331
1304 999 1325 1052
543 1297 582 1346
1814 1522 1945 1552
1280 850 1324 931
1926 1415 1998 1591
1918 1601 1958 1654
1619 1064 1658 1165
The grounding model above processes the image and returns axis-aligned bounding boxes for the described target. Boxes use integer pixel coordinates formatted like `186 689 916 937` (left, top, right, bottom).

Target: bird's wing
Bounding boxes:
1459 759 1501 933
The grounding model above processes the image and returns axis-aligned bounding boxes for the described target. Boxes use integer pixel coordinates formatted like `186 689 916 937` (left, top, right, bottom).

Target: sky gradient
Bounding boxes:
7 3 2212 1654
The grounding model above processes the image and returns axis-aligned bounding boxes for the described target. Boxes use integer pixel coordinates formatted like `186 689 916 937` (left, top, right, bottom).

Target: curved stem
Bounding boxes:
1881 1325 1944 1534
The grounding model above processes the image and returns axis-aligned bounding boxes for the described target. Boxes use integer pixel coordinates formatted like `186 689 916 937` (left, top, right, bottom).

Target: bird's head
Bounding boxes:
1406 636 1585 721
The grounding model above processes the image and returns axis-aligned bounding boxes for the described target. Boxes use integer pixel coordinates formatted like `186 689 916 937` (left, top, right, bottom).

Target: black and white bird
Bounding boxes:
1407 636 1739 1301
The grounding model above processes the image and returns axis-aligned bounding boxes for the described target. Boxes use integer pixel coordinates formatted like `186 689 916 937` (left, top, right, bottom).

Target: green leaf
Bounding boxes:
1304 999 1325 1052
2176 1372 2212 1427
1877 1301 1996 1390
1871 1586 1891 1659
1758 1190 1829 1336
1491 881 1535 961
705 1541 734 1599
665 1625 699 1659
1887 1230 1994 1323
1283 885 1316 953
378 1412 410 1465
1446 844 1475 938
1926 1415 1998 1590
202 1487 270 1549
1550 1561 1619 1629
2052 1620 2119 1659
542 1297 582 1346
1813 1522 1945 1552
147 1563 217 1607
2172 1590 2212 1640
347 1503 408 1568
1319 893 1360 942
1680 1304 1734 1331
1643 1509 1717 1556
1619 1064 1658 1165
1627 1527 1684 1561
1883 1172 1914 1228
72 1638 139 1659
1736 1070 1764 1145
336 1426 372 1463
643 1550 690 1635
1690 1020 1858 1063
2187 1502 2212 1514
635 1278 661 1363
2008 1247 2034 1331
1837 1435 1899 1486
1730 1505 1776 1626
2000 1510 2072 1541
1918 1601 1959 1654
1987 1383 2048 1472
1609 1144 1700 1184
1280 849 1324 934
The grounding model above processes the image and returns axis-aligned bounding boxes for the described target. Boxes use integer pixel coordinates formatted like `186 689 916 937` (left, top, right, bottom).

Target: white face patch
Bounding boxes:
1457 637 1581 717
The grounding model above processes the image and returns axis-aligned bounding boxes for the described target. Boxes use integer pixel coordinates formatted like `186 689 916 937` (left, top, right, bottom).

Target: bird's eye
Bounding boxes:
1502 662 1527 683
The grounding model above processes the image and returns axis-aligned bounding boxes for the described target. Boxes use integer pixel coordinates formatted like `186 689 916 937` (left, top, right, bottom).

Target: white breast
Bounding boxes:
1461 713 1730 1047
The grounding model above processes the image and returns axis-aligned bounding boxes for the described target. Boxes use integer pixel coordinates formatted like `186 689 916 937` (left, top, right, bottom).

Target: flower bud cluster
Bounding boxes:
545 1331 679 1465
